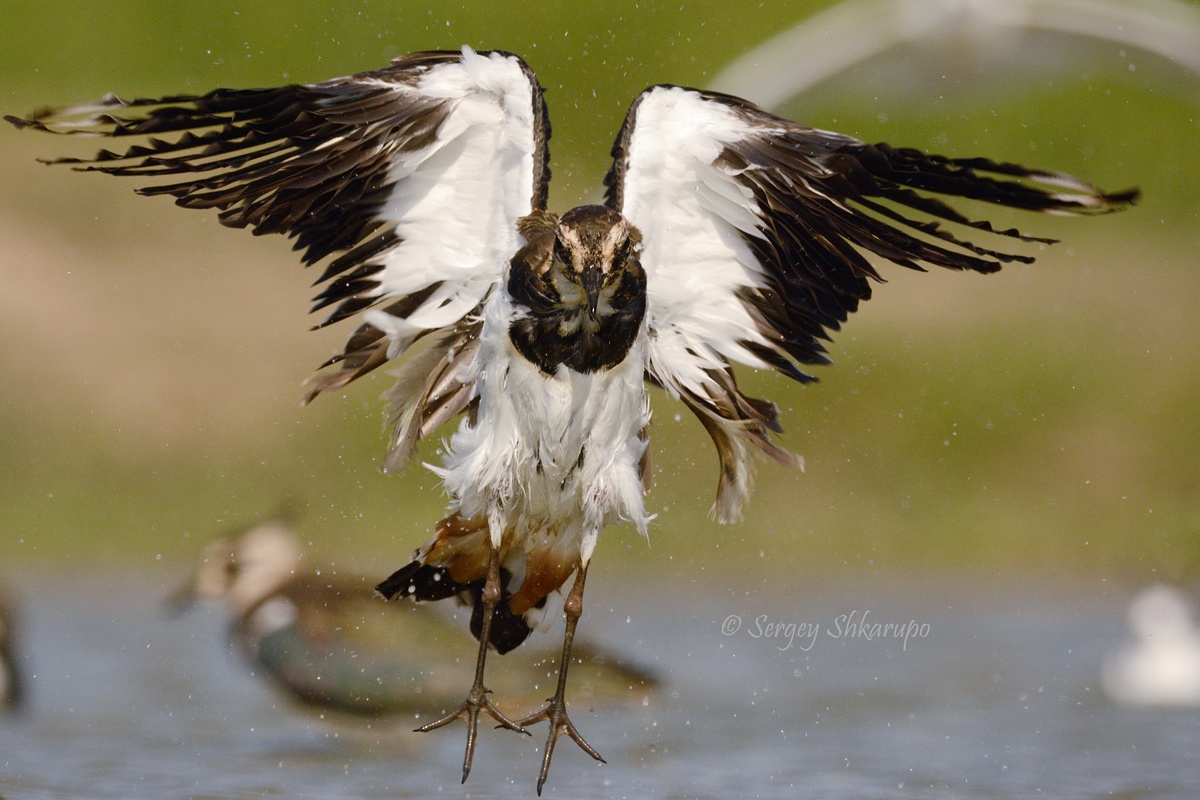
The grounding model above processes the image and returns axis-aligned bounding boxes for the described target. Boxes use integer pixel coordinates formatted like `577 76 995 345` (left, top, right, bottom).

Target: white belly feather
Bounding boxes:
431 292 651 566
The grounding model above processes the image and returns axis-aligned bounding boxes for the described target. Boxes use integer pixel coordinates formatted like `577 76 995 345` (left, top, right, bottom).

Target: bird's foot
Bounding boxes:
416 684 528 783
517 697 605 795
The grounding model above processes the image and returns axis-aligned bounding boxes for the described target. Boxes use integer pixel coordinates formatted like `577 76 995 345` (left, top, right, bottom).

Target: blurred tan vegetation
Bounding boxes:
1 1 1198 586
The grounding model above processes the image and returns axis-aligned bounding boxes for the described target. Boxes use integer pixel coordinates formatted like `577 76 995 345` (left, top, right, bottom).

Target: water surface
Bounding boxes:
1 572 1196 799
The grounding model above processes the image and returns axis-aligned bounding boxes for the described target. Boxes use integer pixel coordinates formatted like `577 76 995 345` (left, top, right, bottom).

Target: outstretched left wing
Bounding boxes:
8 46 550 466
606 85 1137 522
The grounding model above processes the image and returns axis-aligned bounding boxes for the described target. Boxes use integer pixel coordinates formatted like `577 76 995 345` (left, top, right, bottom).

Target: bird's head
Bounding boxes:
550 204 643 319
167 520 302 615
509 205 647 373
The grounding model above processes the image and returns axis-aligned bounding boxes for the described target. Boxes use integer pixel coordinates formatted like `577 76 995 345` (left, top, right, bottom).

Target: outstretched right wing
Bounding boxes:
8 46 550 465
606 84 1137 521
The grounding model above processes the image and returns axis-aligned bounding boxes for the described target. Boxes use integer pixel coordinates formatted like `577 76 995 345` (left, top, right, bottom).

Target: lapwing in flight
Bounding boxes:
8 46 1136 792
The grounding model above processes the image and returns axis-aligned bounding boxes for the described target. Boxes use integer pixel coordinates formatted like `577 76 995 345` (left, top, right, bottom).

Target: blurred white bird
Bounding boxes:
1102 585 1200 707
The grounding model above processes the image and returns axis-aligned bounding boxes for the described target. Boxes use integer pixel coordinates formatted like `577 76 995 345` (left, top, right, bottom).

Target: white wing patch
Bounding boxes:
366 47 540 355
617 87 780 401
614 86 804 522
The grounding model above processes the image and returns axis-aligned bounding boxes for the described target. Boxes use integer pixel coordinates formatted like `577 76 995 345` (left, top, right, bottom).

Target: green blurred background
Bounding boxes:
1 0 1197 589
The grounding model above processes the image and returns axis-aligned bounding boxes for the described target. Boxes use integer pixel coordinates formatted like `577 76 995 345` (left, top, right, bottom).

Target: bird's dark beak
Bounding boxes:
582 266 604 316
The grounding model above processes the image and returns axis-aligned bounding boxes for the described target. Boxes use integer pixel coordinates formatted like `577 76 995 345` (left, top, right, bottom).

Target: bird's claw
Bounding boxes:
518 697 605 795
416 685 528 783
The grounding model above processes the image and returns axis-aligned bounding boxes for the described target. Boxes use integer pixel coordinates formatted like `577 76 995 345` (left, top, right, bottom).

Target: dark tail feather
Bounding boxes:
466 577 536 655
376 561 537 654
376 561 467 602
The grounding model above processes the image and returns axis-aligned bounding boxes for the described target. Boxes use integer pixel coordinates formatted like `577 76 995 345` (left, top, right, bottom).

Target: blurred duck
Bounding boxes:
0 586 23 713
1102 584 1200 707
170 518 657 719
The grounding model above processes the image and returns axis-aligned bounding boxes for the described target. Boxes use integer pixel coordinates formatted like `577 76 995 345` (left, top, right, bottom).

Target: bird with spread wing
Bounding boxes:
8 46 1136 792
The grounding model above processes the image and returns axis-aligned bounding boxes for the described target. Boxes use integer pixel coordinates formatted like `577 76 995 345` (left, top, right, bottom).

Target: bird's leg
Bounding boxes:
415 544 527 783
516 563 604 795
